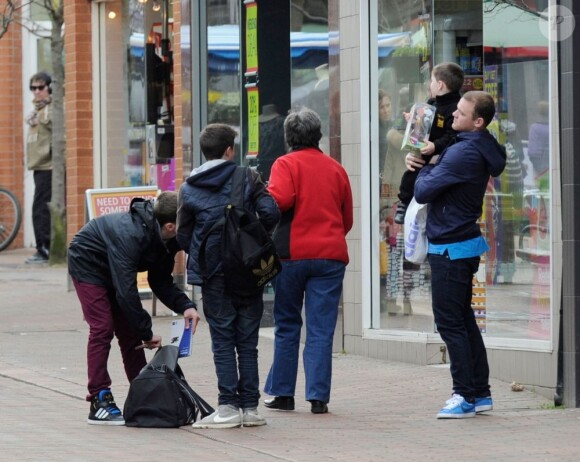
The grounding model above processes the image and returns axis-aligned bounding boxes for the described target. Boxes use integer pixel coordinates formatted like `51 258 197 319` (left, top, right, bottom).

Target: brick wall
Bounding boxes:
0 21 23 249
173 0 184 188
64 2 94 242
172 0 186 276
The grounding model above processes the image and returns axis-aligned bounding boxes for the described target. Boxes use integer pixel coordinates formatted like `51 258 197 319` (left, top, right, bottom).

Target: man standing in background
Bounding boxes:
25 72 53 263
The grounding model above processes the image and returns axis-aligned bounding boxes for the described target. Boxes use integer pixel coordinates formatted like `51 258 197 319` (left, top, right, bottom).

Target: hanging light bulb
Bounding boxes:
137 0 147 3
152 1 161 12
108 11 117 19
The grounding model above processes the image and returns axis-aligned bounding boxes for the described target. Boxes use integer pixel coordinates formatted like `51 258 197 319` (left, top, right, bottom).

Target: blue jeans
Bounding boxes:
202 276 264 409
264 259 346 403
428 253 490 400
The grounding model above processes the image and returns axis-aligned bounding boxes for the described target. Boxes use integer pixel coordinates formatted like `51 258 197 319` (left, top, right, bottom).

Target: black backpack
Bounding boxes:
123 346 214 427
200 166 281 299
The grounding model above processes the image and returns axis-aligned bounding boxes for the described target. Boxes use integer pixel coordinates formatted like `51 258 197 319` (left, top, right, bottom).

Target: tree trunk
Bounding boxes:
48 7 66 265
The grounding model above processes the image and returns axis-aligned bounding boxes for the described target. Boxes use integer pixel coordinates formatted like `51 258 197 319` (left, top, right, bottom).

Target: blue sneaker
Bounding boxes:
437 394 475 419
475 396 493 413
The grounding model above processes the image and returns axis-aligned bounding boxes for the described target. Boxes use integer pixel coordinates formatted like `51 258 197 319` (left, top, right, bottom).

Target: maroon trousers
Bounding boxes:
72 278 146 401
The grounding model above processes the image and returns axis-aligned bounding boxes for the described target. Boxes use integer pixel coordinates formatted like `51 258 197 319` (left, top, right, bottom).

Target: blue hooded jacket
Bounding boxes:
177 160 280 285
414 130 506 245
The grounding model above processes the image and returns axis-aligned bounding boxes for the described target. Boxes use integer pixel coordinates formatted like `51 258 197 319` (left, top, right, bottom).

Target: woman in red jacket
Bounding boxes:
263 107 353 414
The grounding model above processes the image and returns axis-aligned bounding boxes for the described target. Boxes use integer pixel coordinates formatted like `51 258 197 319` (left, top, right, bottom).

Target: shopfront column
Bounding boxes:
64 2 94 241
559 2 580 408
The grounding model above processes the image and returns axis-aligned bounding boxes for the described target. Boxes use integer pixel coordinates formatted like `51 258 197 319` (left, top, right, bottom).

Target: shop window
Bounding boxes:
376 0 434 332
102 0 175 190
482 0 551 341
36 38 52 76
373 0 553 343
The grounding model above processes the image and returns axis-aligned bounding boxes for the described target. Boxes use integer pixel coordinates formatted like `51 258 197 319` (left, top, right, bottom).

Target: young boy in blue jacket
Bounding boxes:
177 124 280 428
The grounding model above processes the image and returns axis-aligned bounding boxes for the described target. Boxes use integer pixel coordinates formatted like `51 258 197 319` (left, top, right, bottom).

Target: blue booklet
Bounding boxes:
169 318 193 358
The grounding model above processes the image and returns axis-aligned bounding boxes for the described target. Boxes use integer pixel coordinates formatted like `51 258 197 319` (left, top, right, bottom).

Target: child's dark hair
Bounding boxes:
199 124 237 160
432 62 464 93
154 191 178 226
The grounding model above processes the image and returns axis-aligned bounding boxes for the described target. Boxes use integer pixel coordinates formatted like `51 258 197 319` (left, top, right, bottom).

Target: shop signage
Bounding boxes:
85 186 159 220
245 2 258 73
247 86 260 156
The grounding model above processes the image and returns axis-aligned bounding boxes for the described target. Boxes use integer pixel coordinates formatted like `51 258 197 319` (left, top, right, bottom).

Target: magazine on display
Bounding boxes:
400 102 436 153
169 318 193 358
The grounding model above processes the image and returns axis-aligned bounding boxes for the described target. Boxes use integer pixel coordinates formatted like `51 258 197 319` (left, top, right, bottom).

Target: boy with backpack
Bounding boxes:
177 123 280 428
394 62 464 224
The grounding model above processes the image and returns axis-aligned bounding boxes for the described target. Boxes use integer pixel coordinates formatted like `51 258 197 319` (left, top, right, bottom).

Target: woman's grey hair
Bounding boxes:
284 107 322 149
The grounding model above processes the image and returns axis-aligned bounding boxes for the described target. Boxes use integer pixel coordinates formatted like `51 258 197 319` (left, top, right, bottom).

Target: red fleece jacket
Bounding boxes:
268 148 353 264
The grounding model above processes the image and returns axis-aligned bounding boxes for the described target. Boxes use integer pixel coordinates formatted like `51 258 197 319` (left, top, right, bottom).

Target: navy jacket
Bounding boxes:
68 199 196 341
177 161 280 285
414 130 506 244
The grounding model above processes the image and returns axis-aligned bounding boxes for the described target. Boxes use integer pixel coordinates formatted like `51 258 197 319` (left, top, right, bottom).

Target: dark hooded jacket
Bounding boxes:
68 198 195 341
427 91 462 155
414 129 506 244
176 160 280 285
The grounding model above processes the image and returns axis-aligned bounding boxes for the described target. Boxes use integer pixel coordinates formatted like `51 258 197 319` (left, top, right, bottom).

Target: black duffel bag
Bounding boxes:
123 345 214 427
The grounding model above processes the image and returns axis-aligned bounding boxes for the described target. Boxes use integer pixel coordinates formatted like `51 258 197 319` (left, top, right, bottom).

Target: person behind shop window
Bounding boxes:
25 72 53 263
378 89 393 176
176 124 280 429
406 91 506 418
263 107 353 415
394 62 464 225
68 191 200 426
382 87 411 197
527 100 550 187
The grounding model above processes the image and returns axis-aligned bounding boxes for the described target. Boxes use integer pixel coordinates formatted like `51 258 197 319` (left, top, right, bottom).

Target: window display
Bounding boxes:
103 1 174 189
374 0 553 343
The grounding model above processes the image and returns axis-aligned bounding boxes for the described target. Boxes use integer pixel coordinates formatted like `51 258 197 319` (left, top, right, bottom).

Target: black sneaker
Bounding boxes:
394 203 408 224
87 389 125 425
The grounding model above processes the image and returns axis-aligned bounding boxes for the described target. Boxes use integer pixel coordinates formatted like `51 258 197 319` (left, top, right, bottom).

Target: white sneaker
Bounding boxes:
192 404 241 429
242 408 267 427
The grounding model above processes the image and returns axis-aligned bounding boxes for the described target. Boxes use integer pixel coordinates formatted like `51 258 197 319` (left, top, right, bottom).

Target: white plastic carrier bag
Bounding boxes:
403 197 428 264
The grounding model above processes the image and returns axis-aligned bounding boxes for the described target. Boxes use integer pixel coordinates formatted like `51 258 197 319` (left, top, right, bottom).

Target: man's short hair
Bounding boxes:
462 91 496 127
154 191 178 226
432 62 464 93
199 124 237 160
284 107 322 149
30 71 52 94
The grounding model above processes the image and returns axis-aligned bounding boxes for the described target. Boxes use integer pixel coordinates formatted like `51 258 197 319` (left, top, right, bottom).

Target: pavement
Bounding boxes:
1 247 580 462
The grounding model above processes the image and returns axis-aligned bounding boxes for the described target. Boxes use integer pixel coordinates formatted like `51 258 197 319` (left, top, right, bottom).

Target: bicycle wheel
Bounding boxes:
0 188 22 251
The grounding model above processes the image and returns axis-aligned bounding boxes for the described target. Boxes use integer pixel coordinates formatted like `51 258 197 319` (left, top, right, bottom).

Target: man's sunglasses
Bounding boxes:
30 85 47 91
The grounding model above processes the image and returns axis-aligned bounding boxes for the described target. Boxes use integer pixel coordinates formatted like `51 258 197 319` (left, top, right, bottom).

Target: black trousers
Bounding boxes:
428 253 490 400
398 154 432 206
32 170 52 253
398 168 419 206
